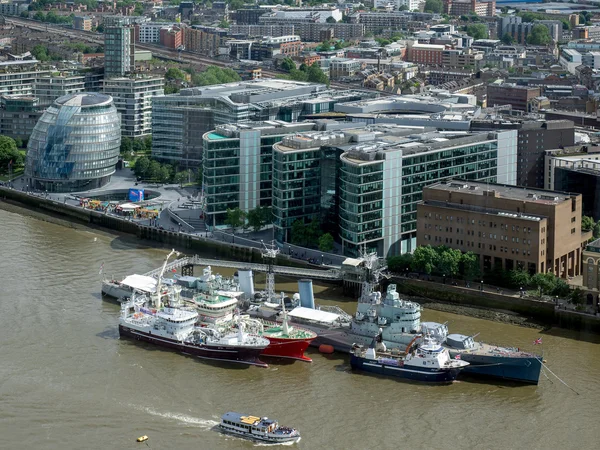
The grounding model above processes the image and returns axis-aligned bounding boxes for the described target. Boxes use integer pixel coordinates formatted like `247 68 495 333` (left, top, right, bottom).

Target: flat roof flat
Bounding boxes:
121 274 157 293
288 306 340 324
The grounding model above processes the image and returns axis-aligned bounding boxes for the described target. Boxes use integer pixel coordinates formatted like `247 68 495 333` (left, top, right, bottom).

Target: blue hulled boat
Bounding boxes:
350 335 470 383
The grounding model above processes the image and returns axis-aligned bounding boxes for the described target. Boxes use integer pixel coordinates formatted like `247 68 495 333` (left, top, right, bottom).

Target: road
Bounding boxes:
5 16 396 96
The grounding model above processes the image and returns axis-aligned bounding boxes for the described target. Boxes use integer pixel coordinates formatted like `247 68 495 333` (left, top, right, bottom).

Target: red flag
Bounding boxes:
455 354 461 360
171 268 177 273
533 338 542 345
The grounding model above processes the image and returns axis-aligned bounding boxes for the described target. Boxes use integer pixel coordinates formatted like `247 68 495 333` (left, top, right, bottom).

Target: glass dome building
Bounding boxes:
25 93 121 192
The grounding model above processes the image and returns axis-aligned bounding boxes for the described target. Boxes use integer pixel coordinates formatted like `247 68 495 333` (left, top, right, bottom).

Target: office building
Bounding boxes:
417 180 587 278
472 119 575 188
151 79 376 167
25 93 121 192
202 121 316 227
102 76 164 138
271 124 517 256
104 25 135 78
0 95 43 141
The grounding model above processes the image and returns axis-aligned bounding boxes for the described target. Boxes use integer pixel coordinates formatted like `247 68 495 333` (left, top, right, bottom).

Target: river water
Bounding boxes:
1 206 599 450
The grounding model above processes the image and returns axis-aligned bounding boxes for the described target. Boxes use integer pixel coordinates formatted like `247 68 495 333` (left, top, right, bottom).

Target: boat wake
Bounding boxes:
128 404 219 429
253 437 301 446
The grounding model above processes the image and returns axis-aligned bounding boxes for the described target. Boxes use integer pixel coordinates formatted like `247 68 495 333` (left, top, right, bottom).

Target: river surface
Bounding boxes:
1 207 599 450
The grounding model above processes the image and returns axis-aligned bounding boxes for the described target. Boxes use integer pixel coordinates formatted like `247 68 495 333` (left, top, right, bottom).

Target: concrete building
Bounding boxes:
582 239 600 302
486 83 541 112
25 93 121 192
34 74 85 107
137 22 178 44
0 1 28 16
104 24 135 78
73 16 92 31
355 11 441 34
202 121 317 227
151 79 376 167
102 76 164 138
329 59 362 80
0 95 43 141
229 24 295 38
271 124 517 256
417 180 587 278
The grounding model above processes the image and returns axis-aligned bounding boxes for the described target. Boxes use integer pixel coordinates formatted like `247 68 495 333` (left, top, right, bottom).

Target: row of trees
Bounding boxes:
120 136 152 156
189 66 241 87
387 245 583 302
31 44 60 62
30 10 74 25
279 58 329 86
290 219 335 252
224 206 273 233
66 42 104 54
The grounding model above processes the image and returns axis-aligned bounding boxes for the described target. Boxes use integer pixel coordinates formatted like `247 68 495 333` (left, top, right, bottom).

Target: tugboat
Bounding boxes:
350 334 470 383
219 412 301 444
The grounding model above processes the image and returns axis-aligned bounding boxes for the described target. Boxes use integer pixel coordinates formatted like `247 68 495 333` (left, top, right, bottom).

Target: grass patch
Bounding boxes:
0 167 24 182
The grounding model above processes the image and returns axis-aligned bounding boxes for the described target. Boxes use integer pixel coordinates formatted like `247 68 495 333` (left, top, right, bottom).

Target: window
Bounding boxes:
571 228 576 234
571 217 576 223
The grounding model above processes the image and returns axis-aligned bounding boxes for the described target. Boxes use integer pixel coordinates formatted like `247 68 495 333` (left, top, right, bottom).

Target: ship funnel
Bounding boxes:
298 279 315 309
238 269 255 298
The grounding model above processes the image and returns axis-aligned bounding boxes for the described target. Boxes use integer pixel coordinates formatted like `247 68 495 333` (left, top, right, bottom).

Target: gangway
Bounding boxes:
143 256 341 281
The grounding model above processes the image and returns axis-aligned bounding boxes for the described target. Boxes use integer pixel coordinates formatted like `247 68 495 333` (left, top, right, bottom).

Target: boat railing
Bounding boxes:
318 305 353 323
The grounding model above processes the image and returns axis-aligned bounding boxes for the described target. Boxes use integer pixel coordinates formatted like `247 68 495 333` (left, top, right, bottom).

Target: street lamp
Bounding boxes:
443 274 446 285
321 254 324 265
480 280 484 291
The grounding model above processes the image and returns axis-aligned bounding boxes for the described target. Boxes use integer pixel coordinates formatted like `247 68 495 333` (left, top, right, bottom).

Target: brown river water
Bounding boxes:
1 206 599 450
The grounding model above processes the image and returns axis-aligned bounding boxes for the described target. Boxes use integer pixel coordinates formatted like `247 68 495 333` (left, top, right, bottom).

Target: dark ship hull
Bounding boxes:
119 325 268 367
350 354 463 383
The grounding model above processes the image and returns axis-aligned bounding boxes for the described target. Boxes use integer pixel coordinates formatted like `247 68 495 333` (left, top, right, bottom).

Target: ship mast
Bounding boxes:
153 248 180 309
261 240 279 302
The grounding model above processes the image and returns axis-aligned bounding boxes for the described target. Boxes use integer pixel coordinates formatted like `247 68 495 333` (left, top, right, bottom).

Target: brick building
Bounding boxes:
486 83 541 111
417 180 589 277
443 0 496 17
160 27 183 49
408 43 445 65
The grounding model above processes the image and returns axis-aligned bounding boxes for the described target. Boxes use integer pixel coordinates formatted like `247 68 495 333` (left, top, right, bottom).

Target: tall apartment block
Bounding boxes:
202 121 317 227
102 76 164 138
104 24 135 78
417 180 588 278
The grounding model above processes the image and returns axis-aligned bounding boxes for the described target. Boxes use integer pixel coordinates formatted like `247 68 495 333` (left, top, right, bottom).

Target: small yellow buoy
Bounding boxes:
543 359 547 364
137 435 148 443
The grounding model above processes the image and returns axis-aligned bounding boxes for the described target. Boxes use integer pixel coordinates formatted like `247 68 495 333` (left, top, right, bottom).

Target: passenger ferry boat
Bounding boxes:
350 335 470 383
219 412 301 444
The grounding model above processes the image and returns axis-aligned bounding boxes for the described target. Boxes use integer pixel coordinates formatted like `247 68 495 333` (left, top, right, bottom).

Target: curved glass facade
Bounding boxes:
25 93 121 192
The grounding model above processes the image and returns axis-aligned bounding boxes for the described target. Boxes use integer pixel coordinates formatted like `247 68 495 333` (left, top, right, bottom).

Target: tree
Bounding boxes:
225 207 246 232
321 39 331 50
306 218 323 246
120 136 133 155
460 252 480 281
387 254 413 273
307 63 329 86
424 0 443 13
0 136 23 173
570 287 585 305
147 160 161 180
466 24 488 40
134 156 150 177
31 44 50 61
437 248 462 277
318 233 334 252
334 41 343 50
501 33 515 45
218 19 230 28
530 272 556 296
14 138 23 149
325 16 337 24
173 171 188 187
290 220 307 246
509 269 530 290
247 206 265 232
527 24 552 45
411 245 439 275
280 57 296 72
165 67 186 81
582 215 595 232
158 166 171 183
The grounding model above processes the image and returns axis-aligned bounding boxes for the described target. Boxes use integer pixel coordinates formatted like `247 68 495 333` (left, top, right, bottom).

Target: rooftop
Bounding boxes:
55 93 113 107
426 180 575 205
